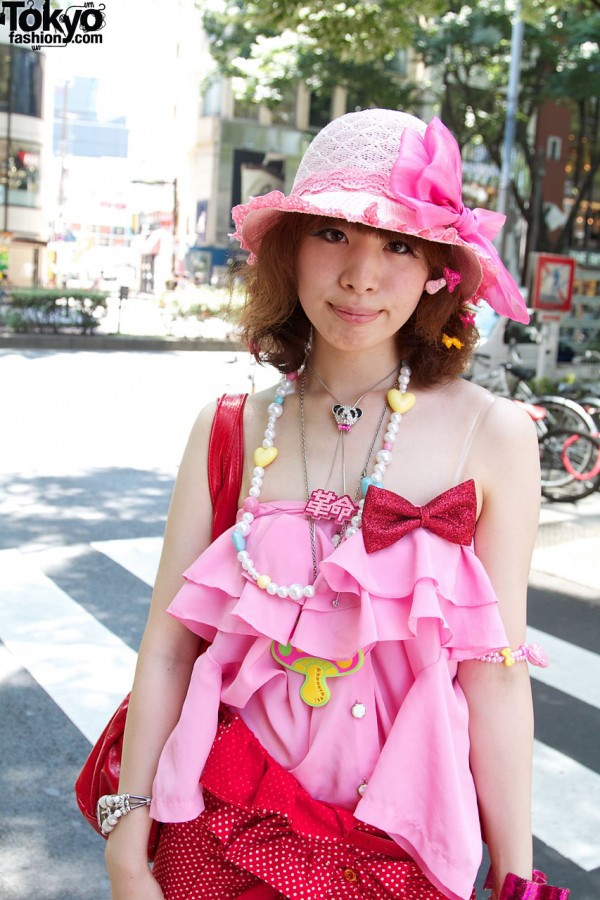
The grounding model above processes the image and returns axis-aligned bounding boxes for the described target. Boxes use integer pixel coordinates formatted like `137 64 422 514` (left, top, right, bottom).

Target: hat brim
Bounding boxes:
232 188 485 304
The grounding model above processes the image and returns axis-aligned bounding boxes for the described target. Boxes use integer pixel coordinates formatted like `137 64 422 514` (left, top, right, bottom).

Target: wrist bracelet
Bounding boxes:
97 793 152 835
476 642 548 668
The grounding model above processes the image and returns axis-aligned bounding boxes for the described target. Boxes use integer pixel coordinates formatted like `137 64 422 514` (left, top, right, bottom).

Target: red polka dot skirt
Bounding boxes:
152 710 475 900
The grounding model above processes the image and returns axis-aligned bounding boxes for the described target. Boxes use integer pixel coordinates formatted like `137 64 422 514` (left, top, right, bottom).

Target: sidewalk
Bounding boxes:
532 494 600 599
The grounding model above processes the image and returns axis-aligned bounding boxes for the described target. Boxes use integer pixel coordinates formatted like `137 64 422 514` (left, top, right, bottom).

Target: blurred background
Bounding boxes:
1 3 600 898
1 0 599 368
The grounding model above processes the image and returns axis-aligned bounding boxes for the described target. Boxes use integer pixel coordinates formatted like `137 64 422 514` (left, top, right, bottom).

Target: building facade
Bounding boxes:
0 34 47 286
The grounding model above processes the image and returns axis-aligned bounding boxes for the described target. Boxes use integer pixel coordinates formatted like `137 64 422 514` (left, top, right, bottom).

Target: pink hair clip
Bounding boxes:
459 307 476 327
425 267 462 296
443 266 462 293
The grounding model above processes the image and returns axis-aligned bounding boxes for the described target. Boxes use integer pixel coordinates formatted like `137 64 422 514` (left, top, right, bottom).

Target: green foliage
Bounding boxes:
199 0 600 253
2 289 107 334
198 0 443 107
414 0 600 251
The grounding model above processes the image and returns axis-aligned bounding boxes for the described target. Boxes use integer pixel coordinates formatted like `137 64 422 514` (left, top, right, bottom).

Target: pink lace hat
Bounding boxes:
232 108 528 323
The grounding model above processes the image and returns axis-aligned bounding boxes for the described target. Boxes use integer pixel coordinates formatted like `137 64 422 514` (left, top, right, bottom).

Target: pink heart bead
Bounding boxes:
243 497 259 513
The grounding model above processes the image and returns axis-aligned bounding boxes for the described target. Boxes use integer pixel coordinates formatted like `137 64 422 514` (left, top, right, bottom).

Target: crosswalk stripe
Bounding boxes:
2 543 599 873
91 536 163 587
533 741 600 871
0 643 21 683
527 625 600 711
93 537 600 713
0 548 136 744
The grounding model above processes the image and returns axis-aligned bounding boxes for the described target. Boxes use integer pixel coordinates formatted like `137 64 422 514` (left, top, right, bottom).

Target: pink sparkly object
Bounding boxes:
485 869 570 899
443 266 462 293
243 497 260 513
459 309 476 326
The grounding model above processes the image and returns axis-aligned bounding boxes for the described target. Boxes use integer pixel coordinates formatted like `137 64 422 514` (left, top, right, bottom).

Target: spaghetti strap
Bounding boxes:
451 391 497 487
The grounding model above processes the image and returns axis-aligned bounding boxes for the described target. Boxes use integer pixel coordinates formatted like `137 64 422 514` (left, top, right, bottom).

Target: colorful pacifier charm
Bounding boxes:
271 642 365 707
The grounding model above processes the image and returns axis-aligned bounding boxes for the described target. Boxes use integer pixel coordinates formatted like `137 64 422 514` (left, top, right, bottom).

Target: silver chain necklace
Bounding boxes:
308 362 400 433
300 369 394 577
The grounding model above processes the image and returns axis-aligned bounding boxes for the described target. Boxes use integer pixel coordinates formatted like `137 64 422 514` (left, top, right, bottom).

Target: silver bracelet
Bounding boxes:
97 793 152 835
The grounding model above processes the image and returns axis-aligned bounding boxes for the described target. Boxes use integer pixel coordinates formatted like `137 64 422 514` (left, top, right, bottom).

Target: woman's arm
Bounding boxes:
457 397 541 900
105 402 218 898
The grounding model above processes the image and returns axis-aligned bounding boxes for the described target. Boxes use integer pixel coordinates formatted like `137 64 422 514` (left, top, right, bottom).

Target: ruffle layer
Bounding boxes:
168 501 508 663
153 501 510 899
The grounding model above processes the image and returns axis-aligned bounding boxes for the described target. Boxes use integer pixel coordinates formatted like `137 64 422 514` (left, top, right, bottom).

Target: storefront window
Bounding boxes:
0 45 44 118
0 140 41 207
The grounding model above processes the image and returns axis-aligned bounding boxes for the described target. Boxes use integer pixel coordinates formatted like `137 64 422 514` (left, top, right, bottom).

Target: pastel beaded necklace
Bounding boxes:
231 363 415 600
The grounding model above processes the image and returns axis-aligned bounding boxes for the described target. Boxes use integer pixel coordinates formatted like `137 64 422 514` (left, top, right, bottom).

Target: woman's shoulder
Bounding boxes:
432 378 535 437
424 378 538 489
455 383 539 490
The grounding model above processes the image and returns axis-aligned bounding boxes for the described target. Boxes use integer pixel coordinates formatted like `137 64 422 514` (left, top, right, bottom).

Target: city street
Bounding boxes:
1 347 599 899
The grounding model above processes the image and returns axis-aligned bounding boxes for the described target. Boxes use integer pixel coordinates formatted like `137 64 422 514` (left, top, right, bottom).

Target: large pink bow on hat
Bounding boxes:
390 117 528 323
361 480 477 554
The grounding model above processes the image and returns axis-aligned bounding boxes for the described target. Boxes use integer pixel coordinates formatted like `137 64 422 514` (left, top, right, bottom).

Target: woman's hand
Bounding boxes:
105 817 163 900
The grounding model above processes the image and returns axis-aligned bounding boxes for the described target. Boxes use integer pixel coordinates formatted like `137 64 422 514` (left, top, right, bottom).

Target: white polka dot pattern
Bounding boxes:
152 712 477 900
152 792 475 899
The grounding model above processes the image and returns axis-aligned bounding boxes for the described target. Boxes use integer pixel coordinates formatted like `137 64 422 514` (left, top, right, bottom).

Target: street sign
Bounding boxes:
532 253 576 316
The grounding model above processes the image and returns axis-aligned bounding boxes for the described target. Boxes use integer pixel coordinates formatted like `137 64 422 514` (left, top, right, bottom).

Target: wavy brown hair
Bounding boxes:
232 213 479 387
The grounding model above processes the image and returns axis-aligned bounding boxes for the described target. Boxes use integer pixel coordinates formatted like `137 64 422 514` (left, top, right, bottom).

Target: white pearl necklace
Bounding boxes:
231 364 413 599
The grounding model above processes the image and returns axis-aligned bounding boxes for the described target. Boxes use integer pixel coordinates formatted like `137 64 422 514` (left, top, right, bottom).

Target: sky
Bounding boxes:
42 0 208 176
44 0 165 120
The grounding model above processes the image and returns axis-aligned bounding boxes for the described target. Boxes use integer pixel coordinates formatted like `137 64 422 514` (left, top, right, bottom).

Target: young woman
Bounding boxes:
103 109 568 900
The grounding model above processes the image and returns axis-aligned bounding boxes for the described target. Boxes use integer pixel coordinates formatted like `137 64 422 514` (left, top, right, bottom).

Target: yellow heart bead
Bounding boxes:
254 446 278 467
387 389 416 414
257 575 271 590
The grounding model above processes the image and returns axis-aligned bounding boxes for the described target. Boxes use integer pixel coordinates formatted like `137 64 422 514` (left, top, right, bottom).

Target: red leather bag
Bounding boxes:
74 393 247 859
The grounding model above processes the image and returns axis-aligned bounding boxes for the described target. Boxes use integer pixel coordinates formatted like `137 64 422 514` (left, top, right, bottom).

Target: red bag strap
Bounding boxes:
209 393 248 541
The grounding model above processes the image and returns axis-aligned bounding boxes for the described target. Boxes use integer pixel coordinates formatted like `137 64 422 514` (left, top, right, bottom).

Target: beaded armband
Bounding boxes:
476 643 548 668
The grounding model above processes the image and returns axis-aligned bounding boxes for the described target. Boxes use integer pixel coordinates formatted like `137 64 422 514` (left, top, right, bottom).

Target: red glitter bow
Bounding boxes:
362 480 477 553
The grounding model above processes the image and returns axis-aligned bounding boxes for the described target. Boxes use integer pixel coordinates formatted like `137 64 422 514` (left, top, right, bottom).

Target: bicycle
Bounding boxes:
468 352 596 438
538 428 600 501
467 352 598 499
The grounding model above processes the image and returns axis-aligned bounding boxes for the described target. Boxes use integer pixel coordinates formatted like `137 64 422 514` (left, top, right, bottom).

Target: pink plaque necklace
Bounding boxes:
230 362 414 600
300 368 391 564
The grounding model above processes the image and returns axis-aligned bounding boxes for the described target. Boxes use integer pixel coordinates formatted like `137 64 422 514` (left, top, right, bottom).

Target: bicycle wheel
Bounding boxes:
536 395 596 435
540 429 600 501
579 396 600 431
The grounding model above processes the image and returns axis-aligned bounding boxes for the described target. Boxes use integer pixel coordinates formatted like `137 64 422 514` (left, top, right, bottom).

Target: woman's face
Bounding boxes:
296 221 429 356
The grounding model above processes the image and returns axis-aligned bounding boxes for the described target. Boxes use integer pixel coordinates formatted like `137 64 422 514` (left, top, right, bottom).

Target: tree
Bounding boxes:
413 1 600 258
198 0 445 110
200 0 600 259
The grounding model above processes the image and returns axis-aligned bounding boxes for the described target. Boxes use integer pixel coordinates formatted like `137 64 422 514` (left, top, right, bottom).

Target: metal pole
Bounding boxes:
172 177 178 276
4 44 13 233
497 0 524 261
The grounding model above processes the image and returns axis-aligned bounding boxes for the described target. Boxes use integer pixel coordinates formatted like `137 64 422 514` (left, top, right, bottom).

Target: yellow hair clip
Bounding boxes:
441 333 464 350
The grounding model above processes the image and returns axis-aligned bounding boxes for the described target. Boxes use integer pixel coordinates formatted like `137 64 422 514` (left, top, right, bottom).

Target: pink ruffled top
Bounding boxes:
152 493 510 900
